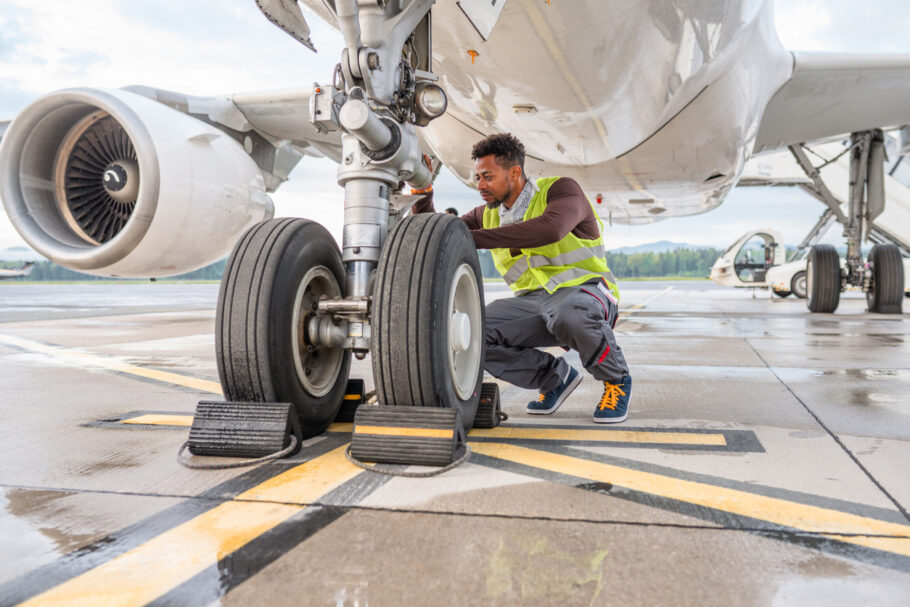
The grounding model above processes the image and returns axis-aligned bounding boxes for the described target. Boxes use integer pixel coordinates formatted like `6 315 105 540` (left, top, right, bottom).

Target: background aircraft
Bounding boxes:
0 262 34 280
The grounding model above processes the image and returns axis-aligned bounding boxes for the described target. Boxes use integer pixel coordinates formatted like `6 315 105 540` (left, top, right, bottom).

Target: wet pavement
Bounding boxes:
0 281 908 605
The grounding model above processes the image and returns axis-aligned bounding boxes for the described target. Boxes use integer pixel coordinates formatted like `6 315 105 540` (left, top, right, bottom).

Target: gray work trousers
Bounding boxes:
484 282 629 393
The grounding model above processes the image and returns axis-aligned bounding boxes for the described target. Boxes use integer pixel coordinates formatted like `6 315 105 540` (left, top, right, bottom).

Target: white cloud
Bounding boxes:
773 0 833 51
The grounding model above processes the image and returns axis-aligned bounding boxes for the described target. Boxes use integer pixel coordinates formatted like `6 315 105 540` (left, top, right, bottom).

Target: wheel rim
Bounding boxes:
794 273 807 298
447 263 482 401
291 266 344 397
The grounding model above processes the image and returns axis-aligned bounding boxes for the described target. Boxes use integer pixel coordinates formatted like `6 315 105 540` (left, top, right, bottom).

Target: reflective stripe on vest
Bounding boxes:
483 177 620 301
527 244 606 269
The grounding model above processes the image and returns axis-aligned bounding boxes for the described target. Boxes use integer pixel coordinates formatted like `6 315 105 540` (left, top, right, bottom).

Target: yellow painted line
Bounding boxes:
0 334 222 395
331 423 724 447
467 426 726 446
20 445 360 607
471 443 910 557
353 425 454 439
343 394 362 400
121 414 194 427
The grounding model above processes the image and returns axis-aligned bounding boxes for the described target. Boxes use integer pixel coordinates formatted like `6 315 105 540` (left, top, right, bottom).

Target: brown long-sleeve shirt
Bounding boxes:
411 177 600 250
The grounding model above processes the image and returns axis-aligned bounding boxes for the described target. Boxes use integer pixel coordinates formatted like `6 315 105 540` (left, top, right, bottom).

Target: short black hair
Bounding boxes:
471 133 525 171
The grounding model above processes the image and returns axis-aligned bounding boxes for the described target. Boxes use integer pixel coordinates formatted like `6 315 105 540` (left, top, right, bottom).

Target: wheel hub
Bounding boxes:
447 263 483 401
451 312 472 353
291 266 344 397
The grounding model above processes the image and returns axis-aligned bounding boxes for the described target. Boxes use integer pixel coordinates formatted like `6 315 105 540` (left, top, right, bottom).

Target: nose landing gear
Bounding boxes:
215 1 484 447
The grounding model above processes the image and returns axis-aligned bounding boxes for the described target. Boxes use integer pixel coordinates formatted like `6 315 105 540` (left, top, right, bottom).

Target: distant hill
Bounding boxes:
0 245 45 262
608 240 714 254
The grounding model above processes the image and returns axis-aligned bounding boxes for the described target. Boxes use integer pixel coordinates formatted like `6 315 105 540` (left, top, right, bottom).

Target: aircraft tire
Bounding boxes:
372 213 484 432
216 218 351 437
866 244 904 314
807 245 841 313
790 271 807 299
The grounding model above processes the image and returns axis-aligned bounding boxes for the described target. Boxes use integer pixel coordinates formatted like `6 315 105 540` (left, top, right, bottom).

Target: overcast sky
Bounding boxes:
1 0 909 252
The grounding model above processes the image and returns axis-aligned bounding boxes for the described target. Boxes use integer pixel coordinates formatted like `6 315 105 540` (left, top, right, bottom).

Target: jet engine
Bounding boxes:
0 88 274 277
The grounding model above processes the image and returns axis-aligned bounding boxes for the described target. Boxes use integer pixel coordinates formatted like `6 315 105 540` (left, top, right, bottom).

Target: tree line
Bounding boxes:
0 259 227 282
3 248 721 282
476 248 721 279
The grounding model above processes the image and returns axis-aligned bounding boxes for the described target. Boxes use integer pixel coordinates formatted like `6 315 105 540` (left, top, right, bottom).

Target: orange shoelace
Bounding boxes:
537 393 546 402
599 382 626 410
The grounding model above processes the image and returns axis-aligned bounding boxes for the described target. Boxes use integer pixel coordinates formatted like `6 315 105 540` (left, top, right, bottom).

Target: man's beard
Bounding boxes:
483 184 512 209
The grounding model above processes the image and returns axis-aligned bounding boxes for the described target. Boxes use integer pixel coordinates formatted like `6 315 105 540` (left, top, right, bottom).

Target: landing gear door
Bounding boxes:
457 0 507 41
710 229 784 287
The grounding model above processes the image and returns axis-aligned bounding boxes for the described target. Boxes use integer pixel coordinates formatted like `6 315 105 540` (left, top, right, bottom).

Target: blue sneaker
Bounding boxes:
527 367 582 414
593 376 631 423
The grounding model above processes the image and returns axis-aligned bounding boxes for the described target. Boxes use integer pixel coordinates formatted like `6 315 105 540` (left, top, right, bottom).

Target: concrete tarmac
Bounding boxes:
1 280 909 606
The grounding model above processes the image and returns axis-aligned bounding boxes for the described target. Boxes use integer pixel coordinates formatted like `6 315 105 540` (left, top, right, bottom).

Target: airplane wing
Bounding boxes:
754 52 910 153
125 85 344 189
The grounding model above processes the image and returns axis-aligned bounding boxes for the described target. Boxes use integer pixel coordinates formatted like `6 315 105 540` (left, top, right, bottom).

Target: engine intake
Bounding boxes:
0 88 274 277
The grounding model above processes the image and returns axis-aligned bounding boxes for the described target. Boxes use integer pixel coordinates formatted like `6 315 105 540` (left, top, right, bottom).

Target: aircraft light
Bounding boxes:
415 84 448 120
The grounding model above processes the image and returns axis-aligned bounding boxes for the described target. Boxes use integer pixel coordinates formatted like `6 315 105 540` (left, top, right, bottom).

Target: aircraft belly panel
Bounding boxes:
431 0 774 166
428 0 791 224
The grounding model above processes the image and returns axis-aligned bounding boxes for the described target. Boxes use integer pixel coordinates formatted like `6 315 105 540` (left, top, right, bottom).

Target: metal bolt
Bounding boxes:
344 155 353 164
367 52 381 70
353 247 361 254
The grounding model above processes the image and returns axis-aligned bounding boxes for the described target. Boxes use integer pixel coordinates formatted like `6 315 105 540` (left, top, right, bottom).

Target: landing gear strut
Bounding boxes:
216 1 483 436
790 130 905 314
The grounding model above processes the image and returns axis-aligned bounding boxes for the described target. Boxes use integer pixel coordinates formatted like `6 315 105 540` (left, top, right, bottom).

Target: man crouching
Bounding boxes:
412 133 631 423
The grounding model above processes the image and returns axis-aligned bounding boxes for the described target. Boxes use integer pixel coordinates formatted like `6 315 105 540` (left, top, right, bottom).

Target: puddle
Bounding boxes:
0 488 96 582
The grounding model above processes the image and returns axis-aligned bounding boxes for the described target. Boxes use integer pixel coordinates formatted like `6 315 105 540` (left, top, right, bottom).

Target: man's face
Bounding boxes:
474 155 522 208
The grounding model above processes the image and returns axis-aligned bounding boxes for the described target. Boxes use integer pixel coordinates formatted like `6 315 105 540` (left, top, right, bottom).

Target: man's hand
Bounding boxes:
410 154 435 195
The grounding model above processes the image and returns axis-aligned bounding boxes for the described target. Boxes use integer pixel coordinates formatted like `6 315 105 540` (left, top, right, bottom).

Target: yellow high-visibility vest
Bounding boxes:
482 177 620 299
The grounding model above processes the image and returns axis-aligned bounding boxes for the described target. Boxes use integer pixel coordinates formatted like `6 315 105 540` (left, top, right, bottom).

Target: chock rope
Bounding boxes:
344 443 471 478
177 434 299 470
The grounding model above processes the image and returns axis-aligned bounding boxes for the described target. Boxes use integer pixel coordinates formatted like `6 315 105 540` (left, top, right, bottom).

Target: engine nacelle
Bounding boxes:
0 88 274 277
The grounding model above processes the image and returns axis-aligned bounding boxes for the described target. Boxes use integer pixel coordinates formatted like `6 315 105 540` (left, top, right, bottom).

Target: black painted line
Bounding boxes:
466 434 762 453
90 413 765 454
0 436 351 606
467 453 910 573
149 505 348 607
149 472 393 605
745 338 910 524
547 443 907 525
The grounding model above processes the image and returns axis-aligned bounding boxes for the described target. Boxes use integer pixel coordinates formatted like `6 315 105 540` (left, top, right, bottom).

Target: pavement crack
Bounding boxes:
744 338 910 524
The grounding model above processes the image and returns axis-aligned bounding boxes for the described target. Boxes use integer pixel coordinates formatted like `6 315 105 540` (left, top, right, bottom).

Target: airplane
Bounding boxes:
1 0 909 437
0 262 35 280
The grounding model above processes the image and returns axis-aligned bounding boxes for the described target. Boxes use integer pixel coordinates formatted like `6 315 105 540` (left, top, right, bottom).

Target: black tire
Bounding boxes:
372 213 485 431
216 218 351 438
772 288 791 298
790 270 807 299
807 245 841 313
866 244 904 314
